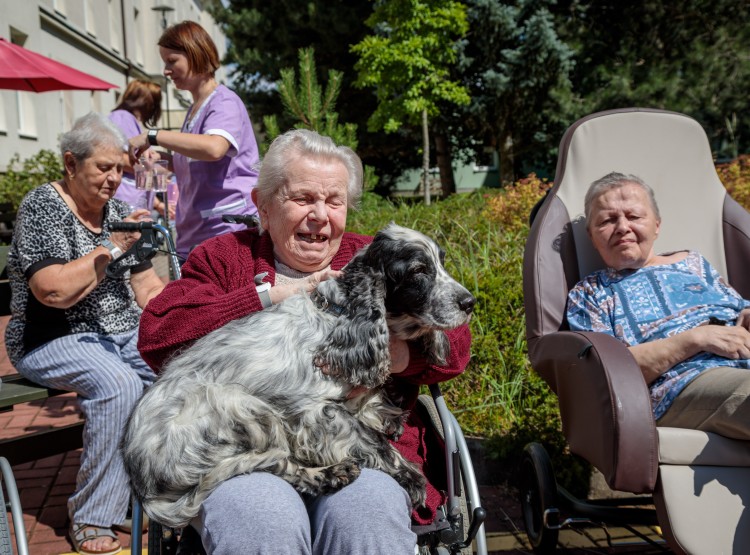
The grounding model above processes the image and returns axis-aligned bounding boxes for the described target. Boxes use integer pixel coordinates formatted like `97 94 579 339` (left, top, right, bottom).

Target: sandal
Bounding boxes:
69 523 122 555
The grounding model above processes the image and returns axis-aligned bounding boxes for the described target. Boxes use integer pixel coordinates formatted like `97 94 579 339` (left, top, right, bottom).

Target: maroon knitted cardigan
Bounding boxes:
138 229 472 525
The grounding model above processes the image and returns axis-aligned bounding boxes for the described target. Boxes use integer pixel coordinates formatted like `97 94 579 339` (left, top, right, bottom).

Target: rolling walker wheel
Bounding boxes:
520 442 560 554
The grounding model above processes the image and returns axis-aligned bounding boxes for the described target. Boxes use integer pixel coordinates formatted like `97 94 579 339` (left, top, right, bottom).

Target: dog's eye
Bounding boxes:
411 264 428 275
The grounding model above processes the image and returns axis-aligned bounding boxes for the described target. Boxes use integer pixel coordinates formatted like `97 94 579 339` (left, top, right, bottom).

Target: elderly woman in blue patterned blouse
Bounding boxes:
566 171 750 439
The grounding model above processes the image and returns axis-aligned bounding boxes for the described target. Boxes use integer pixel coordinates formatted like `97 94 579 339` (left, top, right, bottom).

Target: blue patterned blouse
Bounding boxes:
566 251 750 420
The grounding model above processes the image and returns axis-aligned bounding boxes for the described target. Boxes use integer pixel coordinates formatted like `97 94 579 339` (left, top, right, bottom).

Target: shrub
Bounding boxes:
716 155 750 211
483 173 552 234
349 179 550 437
0 150 62 212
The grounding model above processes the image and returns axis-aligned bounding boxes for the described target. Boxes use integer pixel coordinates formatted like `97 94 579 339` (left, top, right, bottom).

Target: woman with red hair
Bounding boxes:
129 21 260 259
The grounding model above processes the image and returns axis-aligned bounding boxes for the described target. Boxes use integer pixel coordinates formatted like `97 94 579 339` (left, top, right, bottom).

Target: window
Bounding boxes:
63 90 75 131
134 6 144 66
0 93 7 135
52 0 67 16
473 148 499 173
9 30 37 139
108 0 120 52
84 0 97 37
16 91 38 139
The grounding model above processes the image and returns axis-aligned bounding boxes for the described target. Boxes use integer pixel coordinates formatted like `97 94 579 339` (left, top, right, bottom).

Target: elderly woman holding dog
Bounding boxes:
5 113 165 555
138 128 472 554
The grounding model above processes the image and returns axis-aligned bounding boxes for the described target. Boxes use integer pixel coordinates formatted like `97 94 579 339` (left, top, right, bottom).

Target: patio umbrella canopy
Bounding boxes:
0 37 117 92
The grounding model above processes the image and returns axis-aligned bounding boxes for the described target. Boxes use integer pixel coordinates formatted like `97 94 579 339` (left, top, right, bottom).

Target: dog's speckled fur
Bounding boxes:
121 223 475 528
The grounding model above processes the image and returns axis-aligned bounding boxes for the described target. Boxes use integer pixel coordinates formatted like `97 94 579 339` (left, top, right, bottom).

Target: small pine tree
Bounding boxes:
263 48 378 191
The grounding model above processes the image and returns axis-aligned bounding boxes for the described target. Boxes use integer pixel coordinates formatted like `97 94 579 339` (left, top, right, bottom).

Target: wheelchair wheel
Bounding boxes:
520 442 559 554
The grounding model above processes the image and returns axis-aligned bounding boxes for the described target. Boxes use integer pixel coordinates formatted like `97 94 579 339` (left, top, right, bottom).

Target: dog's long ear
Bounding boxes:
315 253 391 389
422 331 450 367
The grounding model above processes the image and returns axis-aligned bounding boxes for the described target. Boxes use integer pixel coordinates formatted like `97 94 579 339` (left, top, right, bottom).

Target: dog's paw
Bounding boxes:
383 412 407 441
318 460 362 494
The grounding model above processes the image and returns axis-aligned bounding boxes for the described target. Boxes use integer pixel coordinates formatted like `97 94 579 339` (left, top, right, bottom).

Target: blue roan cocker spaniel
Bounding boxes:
122 223 476 528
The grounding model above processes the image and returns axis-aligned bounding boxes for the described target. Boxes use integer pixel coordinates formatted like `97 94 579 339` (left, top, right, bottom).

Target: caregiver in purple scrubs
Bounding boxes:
109 79 166 214
129 20 259 259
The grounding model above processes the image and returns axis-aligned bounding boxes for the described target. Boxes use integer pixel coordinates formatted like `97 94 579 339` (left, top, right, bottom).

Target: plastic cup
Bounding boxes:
134 158 153 191
133 191 155 221
152 160 170 192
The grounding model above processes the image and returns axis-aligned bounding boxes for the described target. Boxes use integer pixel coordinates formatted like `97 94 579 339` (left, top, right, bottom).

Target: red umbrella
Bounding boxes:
0 37 117 92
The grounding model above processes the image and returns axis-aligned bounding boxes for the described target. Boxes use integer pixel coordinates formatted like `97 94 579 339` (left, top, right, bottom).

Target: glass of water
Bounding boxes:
152 160 170 193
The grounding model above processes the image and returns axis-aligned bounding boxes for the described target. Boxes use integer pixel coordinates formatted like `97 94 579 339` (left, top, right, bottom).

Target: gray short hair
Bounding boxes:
60 112 127 163
255 129 363 212
584 172 661 224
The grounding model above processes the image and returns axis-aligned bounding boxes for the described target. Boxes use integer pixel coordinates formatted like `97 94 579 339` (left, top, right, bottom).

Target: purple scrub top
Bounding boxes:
108 109 148 210
172 84 260 257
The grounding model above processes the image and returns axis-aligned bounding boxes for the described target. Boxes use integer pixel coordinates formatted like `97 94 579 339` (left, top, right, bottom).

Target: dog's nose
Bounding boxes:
458 294 476 314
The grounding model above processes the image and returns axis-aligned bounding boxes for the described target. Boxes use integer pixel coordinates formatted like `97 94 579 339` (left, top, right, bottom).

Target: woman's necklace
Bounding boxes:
187 80 219 127
55 180 104 232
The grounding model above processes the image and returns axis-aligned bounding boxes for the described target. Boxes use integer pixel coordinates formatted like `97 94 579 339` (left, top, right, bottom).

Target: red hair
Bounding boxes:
158 20 220 76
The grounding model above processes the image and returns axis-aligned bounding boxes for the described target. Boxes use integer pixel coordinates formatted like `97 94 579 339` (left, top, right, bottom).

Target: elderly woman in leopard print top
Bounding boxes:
5 112 164 555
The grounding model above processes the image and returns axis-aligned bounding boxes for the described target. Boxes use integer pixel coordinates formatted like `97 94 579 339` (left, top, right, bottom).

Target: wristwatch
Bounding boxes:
102 238 123 260
254 272 272 308
147 129 159 146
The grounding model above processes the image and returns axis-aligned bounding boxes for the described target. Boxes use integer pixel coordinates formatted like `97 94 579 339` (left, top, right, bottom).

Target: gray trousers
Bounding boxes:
658 366 750 440
194 469 417 555
16 329 155 526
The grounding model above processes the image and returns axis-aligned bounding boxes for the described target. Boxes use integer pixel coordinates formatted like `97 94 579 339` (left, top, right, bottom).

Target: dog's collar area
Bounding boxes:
311 290 347 316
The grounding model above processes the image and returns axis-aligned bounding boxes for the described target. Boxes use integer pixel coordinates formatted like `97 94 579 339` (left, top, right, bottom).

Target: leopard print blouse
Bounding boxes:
5 183 151 365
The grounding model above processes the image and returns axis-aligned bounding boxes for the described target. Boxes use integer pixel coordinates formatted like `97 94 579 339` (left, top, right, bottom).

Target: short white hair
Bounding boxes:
585 172 661 225
254 129 363 212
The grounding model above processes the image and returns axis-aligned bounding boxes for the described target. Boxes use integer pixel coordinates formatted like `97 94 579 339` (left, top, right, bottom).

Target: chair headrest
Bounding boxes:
554 108 727 278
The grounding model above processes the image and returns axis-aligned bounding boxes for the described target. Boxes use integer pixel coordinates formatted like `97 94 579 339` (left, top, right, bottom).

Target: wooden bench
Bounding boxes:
0 244 84 466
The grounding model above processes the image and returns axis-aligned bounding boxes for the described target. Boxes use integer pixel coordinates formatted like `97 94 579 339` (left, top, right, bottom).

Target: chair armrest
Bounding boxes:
528 331 658 493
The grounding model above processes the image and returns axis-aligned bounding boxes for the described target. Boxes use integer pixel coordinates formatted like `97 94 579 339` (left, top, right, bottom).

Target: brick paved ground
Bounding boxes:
0 317 148 555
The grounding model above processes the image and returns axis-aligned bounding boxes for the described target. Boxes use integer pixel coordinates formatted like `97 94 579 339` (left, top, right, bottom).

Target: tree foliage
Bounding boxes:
262 48 357 150
262 48 378 190
213 0 750 190
555 0 750 160
450 0 575 183
210 0 418 192
351 0 470 202
351 0 470 133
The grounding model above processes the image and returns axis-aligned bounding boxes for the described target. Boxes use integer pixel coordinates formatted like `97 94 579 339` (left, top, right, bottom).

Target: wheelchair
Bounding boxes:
130 386 487 555
116 219 488 555
521 107 750 554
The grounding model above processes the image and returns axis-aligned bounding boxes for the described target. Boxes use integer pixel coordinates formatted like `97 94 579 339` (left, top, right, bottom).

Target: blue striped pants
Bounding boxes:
15 329 156 526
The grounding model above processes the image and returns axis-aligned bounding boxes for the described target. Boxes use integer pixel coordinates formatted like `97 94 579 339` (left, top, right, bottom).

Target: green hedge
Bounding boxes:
0 150 62 213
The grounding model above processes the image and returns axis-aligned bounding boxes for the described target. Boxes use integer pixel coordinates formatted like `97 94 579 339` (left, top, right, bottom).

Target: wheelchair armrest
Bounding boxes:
528 331 658 493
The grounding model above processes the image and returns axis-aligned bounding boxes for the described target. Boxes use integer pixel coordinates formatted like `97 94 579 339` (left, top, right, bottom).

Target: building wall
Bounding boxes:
0 0 227 171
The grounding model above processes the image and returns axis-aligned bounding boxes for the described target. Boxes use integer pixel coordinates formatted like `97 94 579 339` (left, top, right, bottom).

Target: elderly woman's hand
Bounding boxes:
693 323 750 360
106 211 146 254
268 268 342 306
737 308 750 331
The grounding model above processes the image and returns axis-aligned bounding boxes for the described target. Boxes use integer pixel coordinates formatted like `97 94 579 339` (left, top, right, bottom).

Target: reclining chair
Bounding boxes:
521 107 750 554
